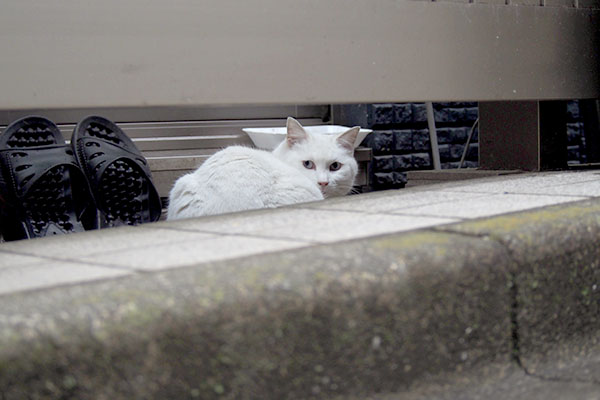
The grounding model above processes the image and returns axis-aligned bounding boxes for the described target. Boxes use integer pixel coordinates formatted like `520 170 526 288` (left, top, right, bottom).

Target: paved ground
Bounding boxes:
2 170 599 288
0 169 599 399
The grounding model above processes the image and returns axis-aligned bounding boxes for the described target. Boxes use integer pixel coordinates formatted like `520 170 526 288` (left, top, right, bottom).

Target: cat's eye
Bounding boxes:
329 162 342 171
302 160 315 169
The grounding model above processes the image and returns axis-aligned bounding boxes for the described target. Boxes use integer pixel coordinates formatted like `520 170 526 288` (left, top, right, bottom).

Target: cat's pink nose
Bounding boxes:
318 181 329 187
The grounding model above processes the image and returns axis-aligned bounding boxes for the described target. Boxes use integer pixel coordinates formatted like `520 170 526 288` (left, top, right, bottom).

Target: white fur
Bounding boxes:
167 118 359 220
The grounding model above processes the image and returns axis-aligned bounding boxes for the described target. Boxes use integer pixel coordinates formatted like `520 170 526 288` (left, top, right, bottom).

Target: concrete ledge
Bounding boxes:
1 198 599 399
437 199 600 381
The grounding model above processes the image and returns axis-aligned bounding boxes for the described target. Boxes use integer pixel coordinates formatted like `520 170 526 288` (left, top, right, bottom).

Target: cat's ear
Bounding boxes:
286 117 309 147
336 127 360 152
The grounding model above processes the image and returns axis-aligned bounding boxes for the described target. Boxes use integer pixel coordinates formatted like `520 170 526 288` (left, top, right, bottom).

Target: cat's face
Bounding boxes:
274 118 360 198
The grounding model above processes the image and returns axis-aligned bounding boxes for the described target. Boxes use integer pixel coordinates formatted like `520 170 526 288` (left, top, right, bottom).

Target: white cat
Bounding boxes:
166 117 360 220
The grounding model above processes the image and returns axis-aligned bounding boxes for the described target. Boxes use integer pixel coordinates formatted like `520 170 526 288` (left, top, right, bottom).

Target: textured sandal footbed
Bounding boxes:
72 117 161 227
0 117 91 239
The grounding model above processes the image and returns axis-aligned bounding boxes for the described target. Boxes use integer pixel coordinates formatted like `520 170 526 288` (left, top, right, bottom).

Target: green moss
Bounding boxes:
454 200 600 236
374 232 454 251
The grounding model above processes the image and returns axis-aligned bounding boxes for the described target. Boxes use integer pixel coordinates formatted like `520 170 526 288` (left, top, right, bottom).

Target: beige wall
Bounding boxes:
1 0 598 111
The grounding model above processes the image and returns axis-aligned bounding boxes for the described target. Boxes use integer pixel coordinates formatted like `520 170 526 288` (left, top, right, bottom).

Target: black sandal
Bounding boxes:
0 116 94 240
71 116 162 228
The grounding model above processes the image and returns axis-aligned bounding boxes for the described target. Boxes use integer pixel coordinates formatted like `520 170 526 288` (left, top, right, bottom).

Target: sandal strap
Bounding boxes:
0 145 82 199
74 135 161 223
75 136 153 188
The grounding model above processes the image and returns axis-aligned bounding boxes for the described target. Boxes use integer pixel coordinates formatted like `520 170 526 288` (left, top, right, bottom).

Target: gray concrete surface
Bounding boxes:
0 170 599 399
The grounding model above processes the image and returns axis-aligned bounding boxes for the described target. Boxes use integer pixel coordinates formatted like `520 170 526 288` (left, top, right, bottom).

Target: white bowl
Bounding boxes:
243 125 372 150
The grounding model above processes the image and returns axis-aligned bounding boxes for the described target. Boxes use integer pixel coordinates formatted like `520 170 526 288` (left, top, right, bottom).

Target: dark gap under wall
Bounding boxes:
336 101 595 191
